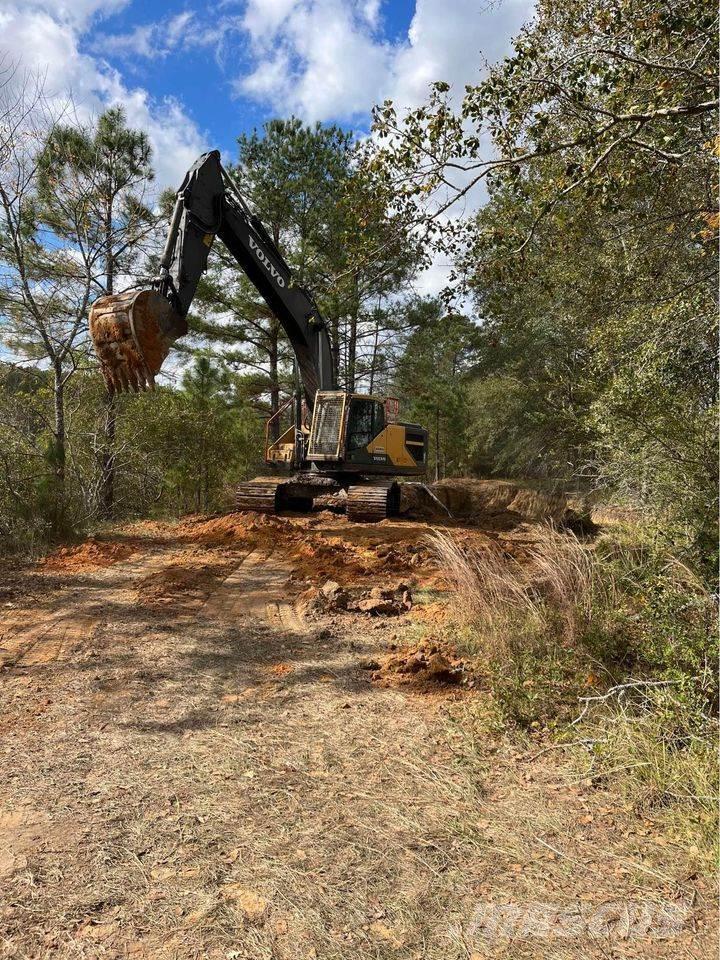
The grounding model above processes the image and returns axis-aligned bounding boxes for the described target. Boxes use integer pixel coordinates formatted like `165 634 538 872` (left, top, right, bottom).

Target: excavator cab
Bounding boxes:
305 391 427 474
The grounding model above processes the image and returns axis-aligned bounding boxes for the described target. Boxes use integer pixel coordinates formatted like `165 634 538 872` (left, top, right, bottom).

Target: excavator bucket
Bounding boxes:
89 289 187 394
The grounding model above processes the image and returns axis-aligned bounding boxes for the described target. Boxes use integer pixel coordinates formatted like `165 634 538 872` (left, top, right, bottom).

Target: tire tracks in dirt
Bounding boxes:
0 523 713 960
0 548 175 674
0 541 306 677
201 546 303 629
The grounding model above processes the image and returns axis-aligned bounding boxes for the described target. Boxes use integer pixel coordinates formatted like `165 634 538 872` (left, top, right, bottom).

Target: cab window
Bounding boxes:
346 398 384 451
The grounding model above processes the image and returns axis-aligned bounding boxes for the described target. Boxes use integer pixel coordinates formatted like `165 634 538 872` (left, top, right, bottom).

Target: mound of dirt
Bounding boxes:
367 639 469 691
39 538 137 571
136 553 237 607
169 512 435 586
431 478 570 527
173 512 281 544
398 483 452 520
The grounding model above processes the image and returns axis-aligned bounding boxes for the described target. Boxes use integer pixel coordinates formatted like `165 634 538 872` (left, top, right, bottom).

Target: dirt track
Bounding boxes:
0 513 714 959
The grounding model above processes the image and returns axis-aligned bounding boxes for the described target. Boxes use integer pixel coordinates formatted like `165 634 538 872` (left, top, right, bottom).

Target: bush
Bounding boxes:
428 526 605 726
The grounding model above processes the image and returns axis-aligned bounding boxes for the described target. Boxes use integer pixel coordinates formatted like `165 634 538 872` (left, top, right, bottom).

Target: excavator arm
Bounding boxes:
89 150 336 407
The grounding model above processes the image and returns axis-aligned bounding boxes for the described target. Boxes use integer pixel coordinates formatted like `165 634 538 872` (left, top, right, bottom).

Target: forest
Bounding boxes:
0 1 717 949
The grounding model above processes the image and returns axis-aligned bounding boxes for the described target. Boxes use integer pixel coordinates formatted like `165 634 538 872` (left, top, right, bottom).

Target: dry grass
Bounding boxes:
428 523 718 873
427 525 601 650
1 520 715 958
424 526 609 728
578 690 719 874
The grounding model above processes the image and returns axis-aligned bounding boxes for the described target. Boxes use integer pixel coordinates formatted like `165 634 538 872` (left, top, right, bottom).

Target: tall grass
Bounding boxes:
428 525 602 649
427 523 718 863
427 526 606 726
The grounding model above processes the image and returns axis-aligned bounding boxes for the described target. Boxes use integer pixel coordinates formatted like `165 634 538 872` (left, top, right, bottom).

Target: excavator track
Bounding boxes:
346 483 399 523
235 482 282 514
235 476 334 514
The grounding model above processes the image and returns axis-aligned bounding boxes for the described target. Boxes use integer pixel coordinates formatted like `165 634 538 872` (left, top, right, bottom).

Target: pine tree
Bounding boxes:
36 106 154 519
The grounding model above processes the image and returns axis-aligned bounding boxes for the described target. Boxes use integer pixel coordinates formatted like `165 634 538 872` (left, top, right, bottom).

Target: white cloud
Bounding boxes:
236 0 534 121
22 0 130 30
93 11 195 60
242 0 298 38
238 0 392 121
232 0 535 295
0 1 206 188
361 0 381 28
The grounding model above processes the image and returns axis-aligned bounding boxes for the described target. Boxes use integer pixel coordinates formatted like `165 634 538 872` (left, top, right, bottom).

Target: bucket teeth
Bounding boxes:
89 289 185 396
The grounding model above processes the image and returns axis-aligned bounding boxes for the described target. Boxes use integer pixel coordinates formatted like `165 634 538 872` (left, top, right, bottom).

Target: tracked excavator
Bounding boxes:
89 150 428 522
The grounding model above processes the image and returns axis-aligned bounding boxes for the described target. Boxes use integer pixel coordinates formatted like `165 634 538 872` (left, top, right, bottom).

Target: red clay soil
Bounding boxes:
38 538 138 571
135 551 239 608
168 511 438 586
368 637 472 694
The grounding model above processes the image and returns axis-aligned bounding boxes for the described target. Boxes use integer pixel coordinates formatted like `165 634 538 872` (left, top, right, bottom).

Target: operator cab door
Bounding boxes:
346 397 385 460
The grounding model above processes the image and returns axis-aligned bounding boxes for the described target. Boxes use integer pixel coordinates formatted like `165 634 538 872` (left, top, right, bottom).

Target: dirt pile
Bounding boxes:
136 552 238 607
398 483 452 520
430 478 599 535
168 512 435 585
39 538 138 571
298 580 413 617
430 478 569 525
297 580 350 615
399 478 598 534
351 583 413 615
366 639 469 691
173 511 281 544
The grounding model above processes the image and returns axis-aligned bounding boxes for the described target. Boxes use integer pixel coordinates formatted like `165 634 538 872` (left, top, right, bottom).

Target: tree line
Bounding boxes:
372 0 717 566
0 77 475 550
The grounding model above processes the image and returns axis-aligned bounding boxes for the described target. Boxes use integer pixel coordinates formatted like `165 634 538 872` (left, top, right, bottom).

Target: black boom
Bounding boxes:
155 150 336 407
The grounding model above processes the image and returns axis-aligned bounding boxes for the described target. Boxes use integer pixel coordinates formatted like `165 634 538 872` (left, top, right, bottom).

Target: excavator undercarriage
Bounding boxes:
88 150 427 523
234 477 402 523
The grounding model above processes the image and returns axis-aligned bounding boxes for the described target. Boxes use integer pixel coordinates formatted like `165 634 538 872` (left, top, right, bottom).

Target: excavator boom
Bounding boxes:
89 150 335 405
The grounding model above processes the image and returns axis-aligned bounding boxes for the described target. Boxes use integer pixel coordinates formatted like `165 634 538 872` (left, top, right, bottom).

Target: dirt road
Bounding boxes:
0 514 713 958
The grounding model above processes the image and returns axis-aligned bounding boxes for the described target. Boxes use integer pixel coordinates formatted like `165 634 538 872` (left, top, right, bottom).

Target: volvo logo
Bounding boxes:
249 236 285 287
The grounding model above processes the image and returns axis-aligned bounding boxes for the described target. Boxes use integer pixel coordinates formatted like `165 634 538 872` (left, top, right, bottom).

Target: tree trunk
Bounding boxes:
369 307 380 394
100 393 117 519
330 314 340 386
52 359 66 532
434 406 441 483
268 327 280 441
347 272 359 392
99 205 116 519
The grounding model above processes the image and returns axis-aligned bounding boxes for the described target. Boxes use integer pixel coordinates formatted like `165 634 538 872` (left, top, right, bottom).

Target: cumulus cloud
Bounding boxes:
231 0 535 294
0 0 206 188
235 0 534 121
92 11 196 61
24 0 130 30
4 0 536 294
237 0 392 121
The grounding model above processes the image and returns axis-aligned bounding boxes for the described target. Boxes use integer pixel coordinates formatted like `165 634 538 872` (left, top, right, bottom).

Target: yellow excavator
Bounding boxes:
89 150 428 522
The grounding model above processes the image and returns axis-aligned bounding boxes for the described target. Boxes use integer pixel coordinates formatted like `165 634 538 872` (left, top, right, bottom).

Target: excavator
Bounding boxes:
89 150 428 522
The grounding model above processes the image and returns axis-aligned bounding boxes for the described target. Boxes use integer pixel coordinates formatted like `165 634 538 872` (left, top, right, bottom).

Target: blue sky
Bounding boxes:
83 0 415 152
84 0 421 158
3 0 535 190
